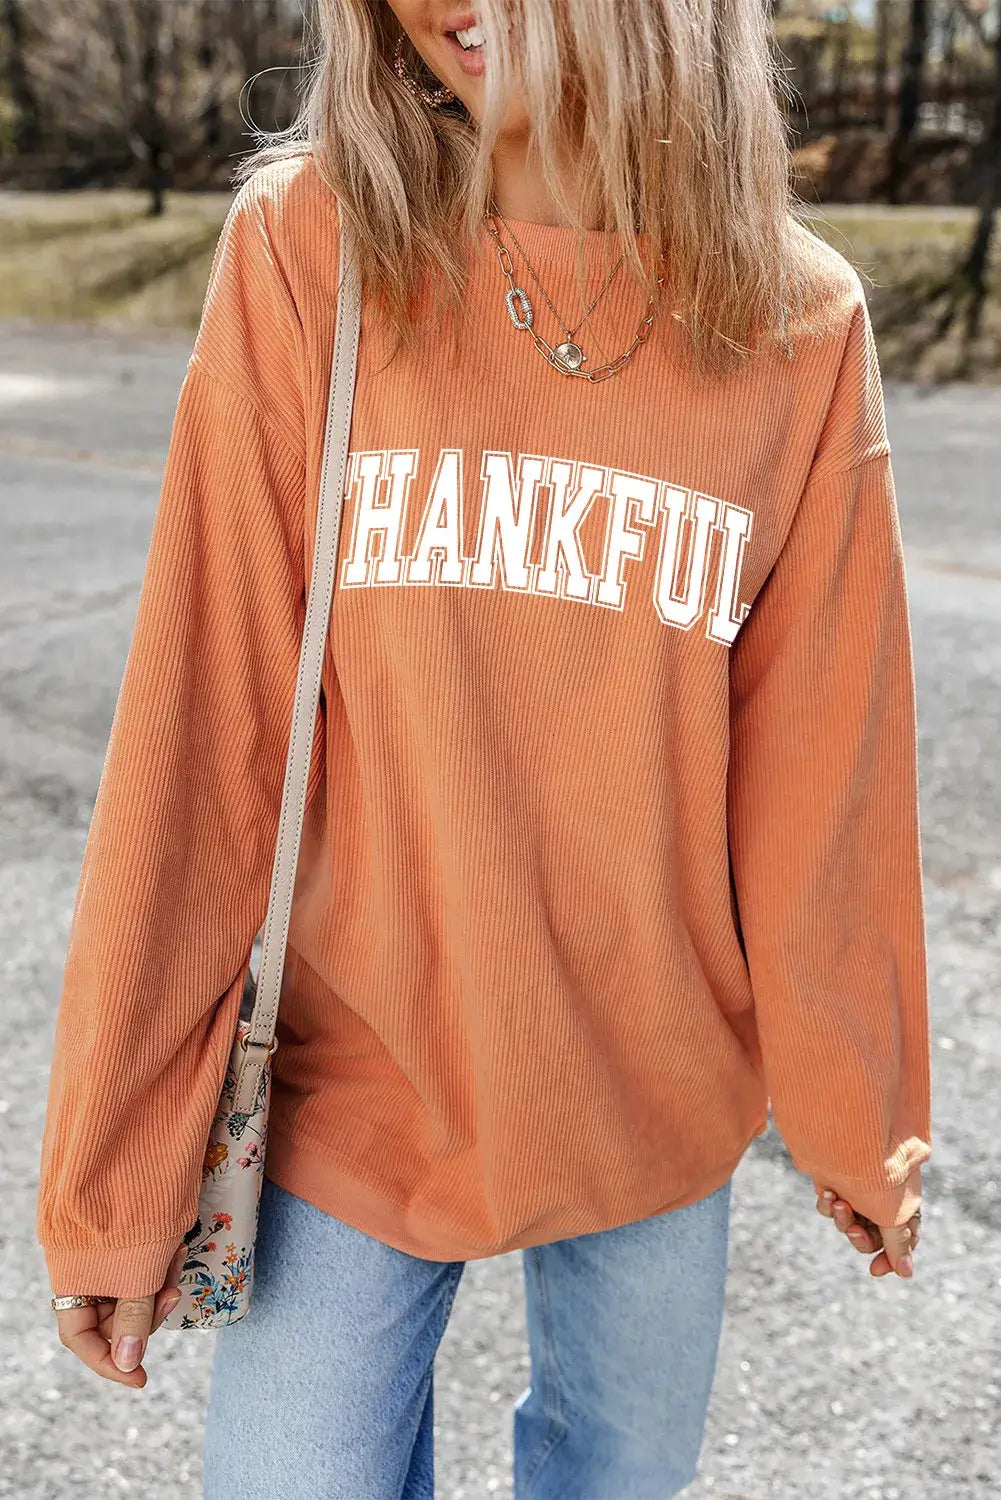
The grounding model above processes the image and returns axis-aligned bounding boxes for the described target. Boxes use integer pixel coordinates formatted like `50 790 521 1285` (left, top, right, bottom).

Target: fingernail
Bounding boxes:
848 1228 865 1241
898 1254 913 1276
822 1190 835 1202
113 1336 143 1371
164 1293 181 1311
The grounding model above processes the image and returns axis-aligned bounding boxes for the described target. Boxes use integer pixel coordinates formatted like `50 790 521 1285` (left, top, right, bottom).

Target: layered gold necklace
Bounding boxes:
484 202 665 382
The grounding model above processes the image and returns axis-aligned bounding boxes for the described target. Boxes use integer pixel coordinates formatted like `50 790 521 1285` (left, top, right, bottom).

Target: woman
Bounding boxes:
37 1 931 1496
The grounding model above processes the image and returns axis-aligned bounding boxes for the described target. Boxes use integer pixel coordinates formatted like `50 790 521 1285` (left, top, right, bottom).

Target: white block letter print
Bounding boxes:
407 449 467 586
469 451 545 592
341 450 417 587
707 501 753 644
535 459 604 602
336 444 756 645
653 485 719 632
595 470 658 610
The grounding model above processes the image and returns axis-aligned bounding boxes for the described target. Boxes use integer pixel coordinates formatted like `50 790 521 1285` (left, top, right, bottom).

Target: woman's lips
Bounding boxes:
442 29 486 78
440 9 479 33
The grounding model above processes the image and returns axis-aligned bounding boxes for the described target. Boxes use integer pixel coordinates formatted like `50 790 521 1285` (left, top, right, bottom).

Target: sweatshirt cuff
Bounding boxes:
42 1232 188 1301
810 1164 924 1228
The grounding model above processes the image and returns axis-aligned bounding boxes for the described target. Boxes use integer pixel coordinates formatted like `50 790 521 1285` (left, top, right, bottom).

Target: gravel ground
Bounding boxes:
1 318 998 1500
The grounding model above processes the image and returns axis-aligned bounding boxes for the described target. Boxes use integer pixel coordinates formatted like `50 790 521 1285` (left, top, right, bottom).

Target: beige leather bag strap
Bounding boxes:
232 206 361 1116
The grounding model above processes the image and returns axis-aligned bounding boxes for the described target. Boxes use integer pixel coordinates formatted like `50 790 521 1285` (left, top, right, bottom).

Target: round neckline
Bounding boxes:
480 213 653 271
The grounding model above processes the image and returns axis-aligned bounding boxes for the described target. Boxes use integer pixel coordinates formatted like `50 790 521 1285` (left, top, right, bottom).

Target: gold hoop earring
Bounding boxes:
392 34 456 108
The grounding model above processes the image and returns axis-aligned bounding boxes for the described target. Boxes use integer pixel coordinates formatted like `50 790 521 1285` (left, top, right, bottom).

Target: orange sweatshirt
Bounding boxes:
36 154 932 1298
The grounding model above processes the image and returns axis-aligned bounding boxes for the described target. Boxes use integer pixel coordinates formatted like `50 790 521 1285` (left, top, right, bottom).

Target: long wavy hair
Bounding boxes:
234 0 842 380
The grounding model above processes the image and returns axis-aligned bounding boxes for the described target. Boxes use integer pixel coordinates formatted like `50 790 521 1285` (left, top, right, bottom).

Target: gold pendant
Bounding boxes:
554 341 585 372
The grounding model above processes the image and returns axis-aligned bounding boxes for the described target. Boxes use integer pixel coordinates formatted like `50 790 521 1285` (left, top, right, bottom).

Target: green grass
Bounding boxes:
801 203 1001 383
0 189 229 330
2 189 999 381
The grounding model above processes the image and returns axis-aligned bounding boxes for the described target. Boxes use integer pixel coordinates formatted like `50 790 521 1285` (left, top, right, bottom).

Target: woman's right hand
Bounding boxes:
816 1189 921 1278
52 1239 187 1387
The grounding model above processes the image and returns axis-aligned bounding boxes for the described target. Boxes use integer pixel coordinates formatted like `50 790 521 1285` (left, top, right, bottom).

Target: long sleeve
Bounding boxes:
727 291 932 1229
36 170 317 1297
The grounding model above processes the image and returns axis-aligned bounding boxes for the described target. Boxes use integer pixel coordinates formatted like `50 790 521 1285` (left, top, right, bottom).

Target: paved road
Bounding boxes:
1 317 998 1500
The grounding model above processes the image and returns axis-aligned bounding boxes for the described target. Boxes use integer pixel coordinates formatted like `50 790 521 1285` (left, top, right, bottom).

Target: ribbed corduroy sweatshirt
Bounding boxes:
36 153 932 1298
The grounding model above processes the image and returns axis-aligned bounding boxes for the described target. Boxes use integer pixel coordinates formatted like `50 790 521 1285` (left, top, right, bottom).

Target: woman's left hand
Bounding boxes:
816 1189 921 1279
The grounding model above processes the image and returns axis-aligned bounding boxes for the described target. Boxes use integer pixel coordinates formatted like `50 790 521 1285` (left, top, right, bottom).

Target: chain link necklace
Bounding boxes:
484 204 666 382
492 203 624 370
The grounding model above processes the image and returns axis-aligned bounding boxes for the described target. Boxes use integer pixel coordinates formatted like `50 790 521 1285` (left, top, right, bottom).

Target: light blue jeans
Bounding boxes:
202 1171 732 1499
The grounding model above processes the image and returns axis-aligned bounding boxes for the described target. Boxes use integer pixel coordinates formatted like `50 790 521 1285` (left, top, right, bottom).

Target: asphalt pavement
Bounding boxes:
0 316 998 1499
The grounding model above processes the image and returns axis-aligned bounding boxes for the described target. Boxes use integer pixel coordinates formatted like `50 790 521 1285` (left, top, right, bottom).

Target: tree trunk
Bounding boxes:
959 0 1001 344
873 0 891 130
883 0 931 203
831 13 850 129
2 0 43 156
198 6 223 163
137 0 169 215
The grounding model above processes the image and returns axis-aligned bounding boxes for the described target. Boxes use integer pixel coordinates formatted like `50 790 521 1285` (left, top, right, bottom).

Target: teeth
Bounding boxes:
455 24 485 48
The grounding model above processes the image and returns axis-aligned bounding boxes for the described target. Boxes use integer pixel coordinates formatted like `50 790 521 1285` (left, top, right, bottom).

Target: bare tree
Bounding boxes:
2 0 43 155
829 8 851 128
23 0 198 209
16 0 303 199
197 0 225 165
125 0 175 214
893 0 1001 370
883 0 933 201
198 0 298 167
873 0 892 129
954 0 1001 347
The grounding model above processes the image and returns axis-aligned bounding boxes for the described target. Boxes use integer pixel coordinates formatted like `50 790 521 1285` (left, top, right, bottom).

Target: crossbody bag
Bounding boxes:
162 203 362 1330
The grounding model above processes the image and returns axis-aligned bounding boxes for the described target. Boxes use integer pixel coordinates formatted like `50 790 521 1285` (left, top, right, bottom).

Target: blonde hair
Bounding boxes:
235 0 841 380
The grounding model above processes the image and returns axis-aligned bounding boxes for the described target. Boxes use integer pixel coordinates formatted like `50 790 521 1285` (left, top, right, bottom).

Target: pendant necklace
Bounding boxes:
484 203 666 382
491 203 623 372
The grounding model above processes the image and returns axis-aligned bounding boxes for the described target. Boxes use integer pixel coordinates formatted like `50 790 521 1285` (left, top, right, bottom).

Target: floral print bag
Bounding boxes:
162 208 362 1330
161 964 270 1327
